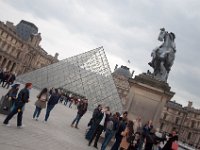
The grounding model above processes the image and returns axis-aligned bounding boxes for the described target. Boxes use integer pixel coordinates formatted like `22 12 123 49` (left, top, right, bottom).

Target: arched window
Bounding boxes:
6 60 12 70
1 58 7 68
175 117 179 125
0 55 2 63
160 123 164 130
163 113 167 120
16 52 21 59
187 132 191 140
191 121 195 128
11 63 16 72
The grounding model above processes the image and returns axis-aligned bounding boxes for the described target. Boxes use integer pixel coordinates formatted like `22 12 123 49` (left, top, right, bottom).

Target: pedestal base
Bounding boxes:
126 73 175 128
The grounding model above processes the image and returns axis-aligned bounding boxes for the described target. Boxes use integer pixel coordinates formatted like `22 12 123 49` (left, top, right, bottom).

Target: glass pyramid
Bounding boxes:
17 47 122 112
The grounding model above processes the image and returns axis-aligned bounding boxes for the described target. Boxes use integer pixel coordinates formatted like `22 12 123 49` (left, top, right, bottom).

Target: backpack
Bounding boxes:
106 120 114 130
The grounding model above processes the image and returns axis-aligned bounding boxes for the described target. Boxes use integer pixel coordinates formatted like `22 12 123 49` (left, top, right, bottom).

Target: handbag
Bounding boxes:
171 141 178 150
39 95 46 102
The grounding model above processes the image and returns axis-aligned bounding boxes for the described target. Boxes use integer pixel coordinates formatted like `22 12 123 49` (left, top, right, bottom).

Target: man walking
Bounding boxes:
71 99 88 128
88 106 111 149
3 83 32 128
44 89 61 122
85 104 102 140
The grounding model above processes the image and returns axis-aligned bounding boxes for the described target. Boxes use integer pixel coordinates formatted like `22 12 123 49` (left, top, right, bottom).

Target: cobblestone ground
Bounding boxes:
0 85 108 150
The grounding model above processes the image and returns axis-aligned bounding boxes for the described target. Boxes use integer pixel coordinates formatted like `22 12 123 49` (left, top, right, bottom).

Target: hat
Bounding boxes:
25 82 32 87
11 84 20 89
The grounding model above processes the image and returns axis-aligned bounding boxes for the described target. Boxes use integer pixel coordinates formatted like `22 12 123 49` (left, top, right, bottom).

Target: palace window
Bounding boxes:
191 121 195 128
187 132 191 140
175 117 179 125
163 113 167 120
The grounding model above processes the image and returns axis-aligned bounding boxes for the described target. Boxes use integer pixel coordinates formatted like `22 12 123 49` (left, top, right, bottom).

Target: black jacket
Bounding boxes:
17 88 30 103
162 135 178 150
48 93 61 105
77 102 88 116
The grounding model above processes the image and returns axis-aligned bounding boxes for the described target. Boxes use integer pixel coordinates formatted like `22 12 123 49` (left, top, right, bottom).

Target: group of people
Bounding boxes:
1 82 178 150
2 83 88 128
2 84 64 127
59 93 83 109
0 68 16 89
83 104 178 150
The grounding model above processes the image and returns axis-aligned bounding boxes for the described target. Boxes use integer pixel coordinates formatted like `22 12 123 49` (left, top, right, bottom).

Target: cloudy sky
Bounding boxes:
0 0 200 107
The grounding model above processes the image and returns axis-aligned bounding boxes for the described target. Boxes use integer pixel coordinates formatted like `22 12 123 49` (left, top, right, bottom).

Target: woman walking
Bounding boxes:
33 88 49 121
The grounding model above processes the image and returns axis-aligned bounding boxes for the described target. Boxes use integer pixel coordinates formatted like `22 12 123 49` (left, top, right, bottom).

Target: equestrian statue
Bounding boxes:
148 28 176 82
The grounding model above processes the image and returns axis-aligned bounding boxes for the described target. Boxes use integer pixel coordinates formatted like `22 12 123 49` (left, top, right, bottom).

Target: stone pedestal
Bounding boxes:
126 73 175 128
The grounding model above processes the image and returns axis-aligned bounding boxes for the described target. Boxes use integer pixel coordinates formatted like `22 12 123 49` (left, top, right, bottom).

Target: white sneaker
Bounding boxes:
17 124 25 128
6 124 11 127
43 120 47 124
3 123 11 127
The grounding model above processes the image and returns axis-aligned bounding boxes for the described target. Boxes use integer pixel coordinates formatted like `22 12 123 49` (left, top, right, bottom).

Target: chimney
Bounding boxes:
54 53 59 59
114 64 118 70
188 101 193 108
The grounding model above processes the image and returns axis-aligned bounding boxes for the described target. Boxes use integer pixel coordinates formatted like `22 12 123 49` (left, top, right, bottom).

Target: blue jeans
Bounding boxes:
45 104 55 121
71 113 82 126
111 135 123 150
101 129 115 150
33 106 42 118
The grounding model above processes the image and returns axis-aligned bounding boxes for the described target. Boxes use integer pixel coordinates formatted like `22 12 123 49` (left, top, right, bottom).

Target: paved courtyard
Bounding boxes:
0 85 105 150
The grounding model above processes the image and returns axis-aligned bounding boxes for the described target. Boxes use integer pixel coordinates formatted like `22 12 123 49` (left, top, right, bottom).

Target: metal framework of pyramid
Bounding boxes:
17 47 122 112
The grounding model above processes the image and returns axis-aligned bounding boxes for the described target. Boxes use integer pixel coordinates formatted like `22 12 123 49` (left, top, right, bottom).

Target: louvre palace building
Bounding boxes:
0 20 58 75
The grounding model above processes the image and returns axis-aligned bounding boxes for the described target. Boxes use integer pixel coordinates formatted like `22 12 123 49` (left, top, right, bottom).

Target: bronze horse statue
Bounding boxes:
149 28 176 81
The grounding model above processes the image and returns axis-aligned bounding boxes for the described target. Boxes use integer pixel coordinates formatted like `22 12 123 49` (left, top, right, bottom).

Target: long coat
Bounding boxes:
120 127 130 150
35 93 49 109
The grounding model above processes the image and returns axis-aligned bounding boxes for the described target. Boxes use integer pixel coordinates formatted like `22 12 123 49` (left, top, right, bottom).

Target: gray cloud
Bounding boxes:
1 0 200 107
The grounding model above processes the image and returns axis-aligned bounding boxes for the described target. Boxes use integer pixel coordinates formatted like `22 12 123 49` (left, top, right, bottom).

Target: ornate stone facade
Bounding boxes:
112 65 133 109
160 101 200 147
0 20 58 75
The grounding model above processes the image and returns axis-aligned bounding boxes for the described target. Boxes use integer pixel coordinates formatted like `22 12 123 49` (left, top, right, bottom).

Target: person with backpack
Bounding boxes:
3 83 32 128
71 99 88 128
44 88 61 122
101 112 120 150
33 88 49 121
